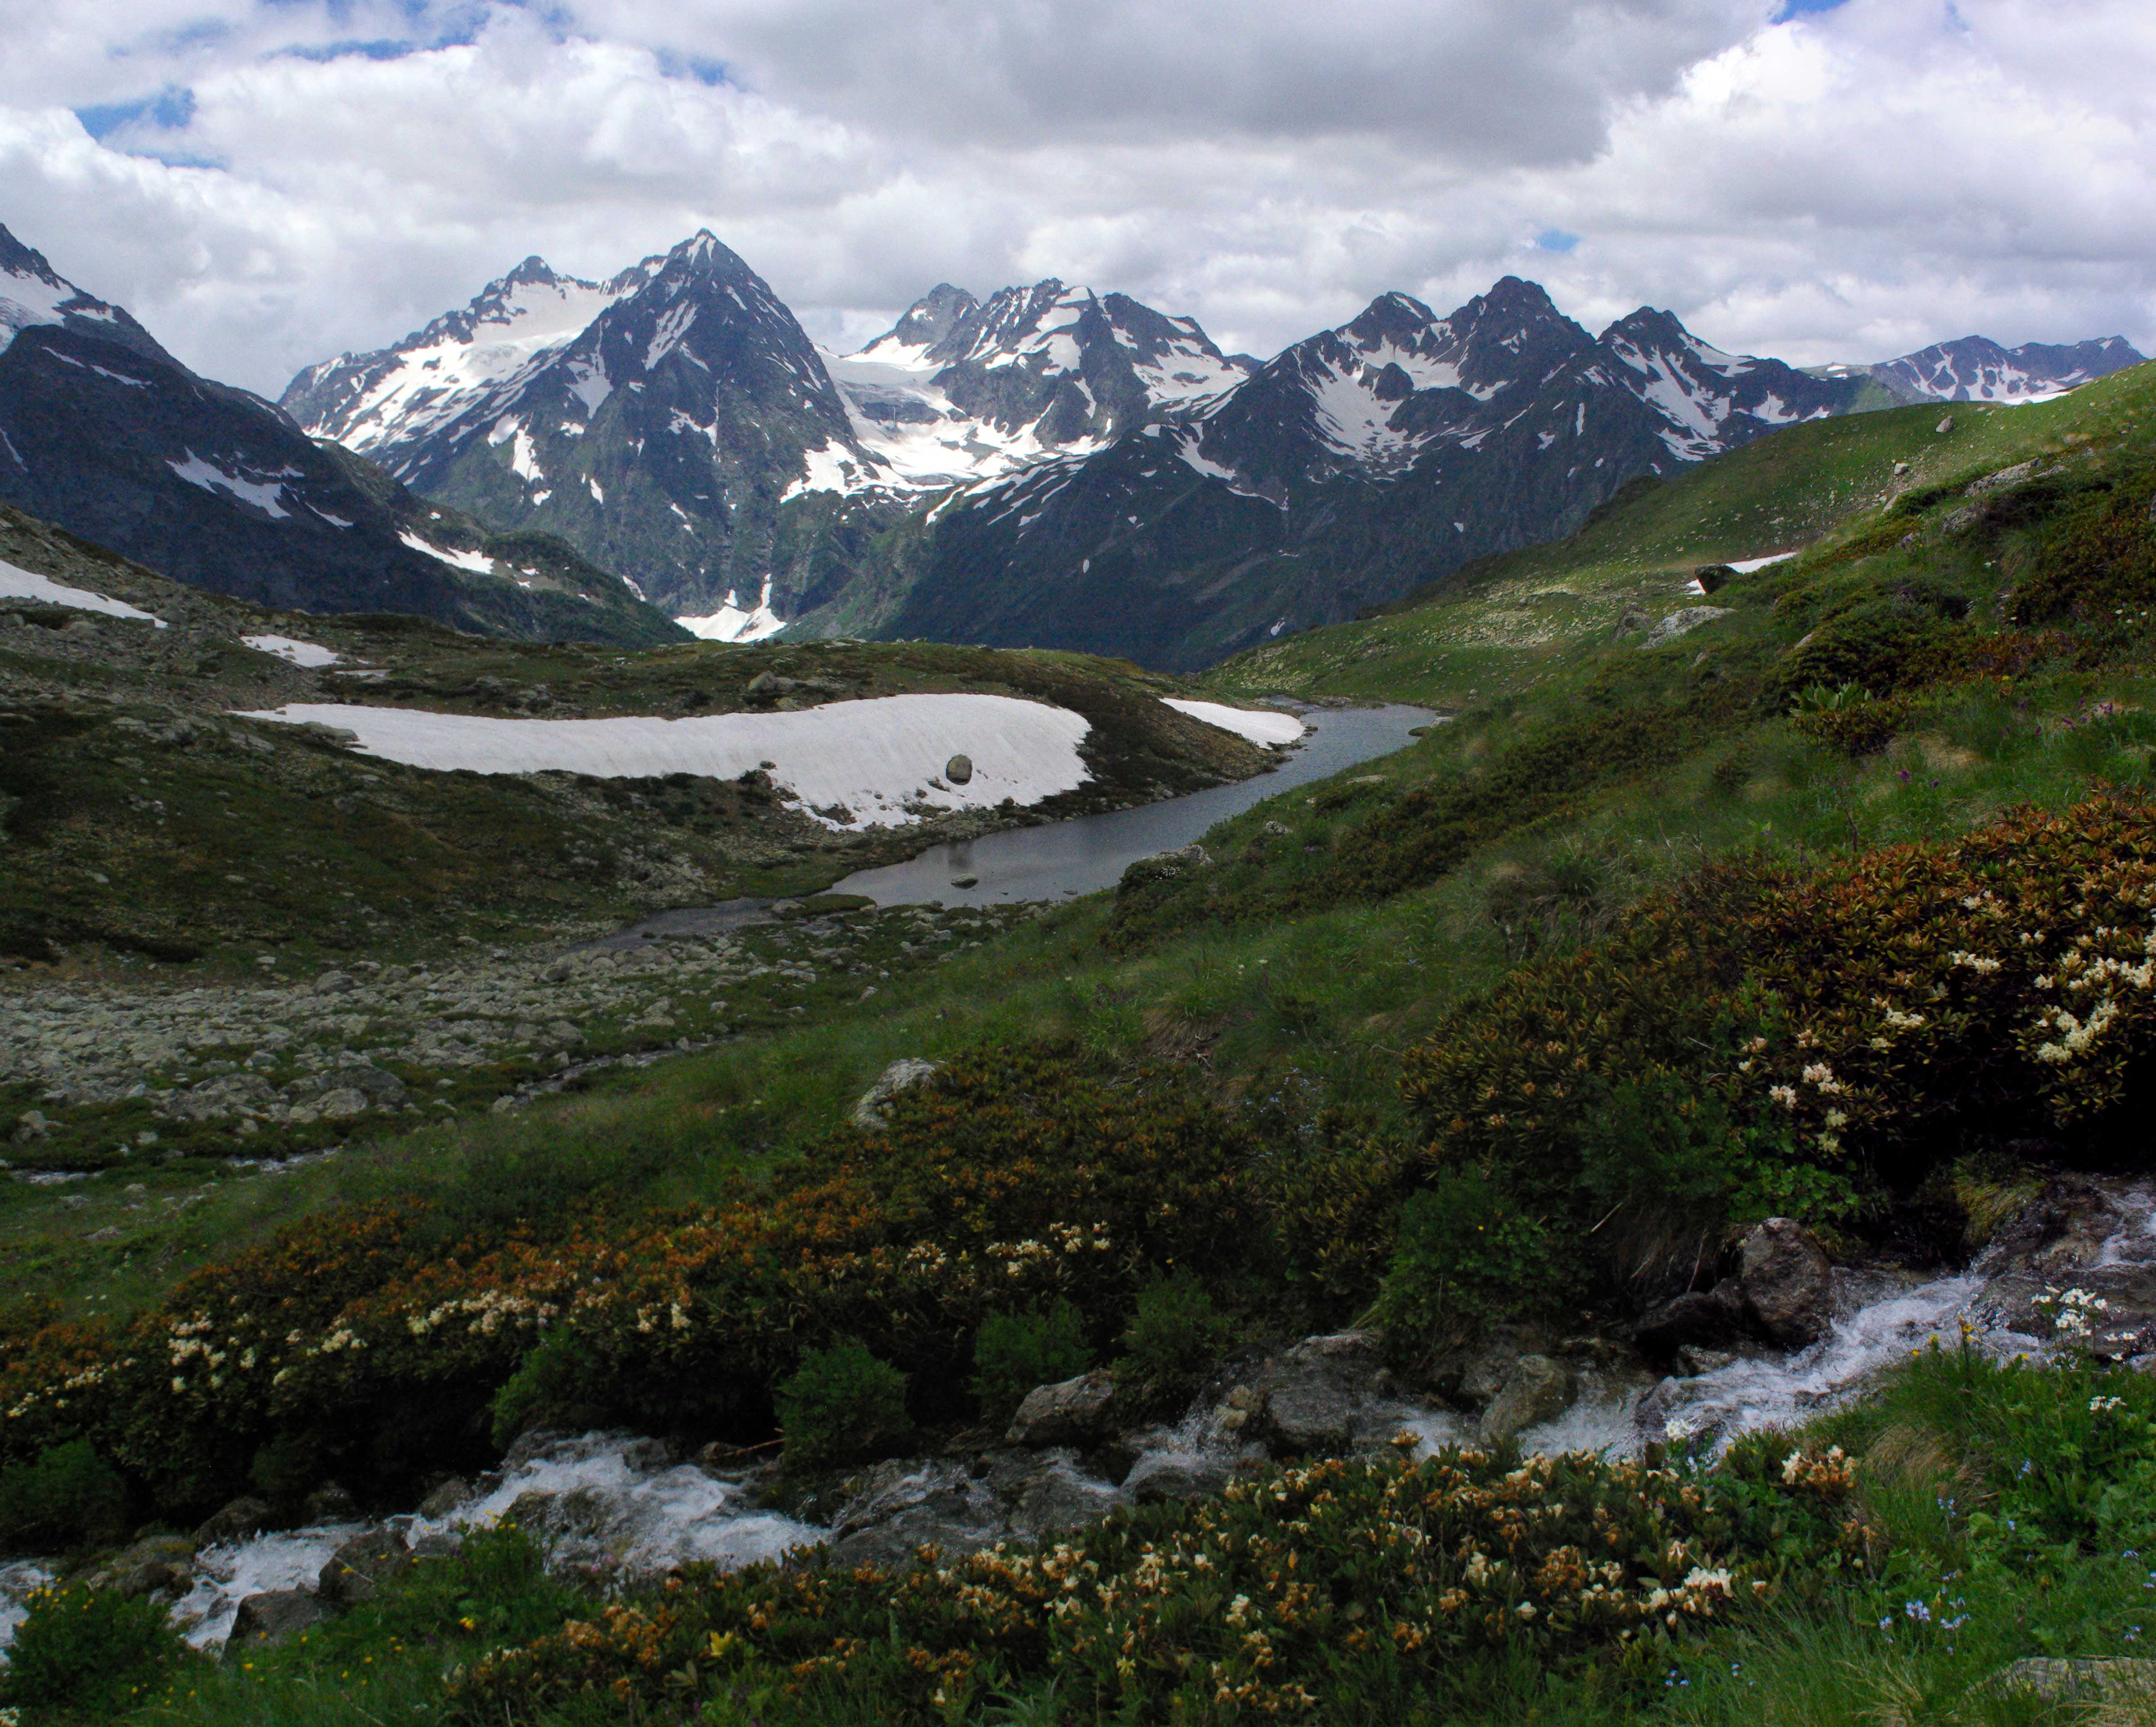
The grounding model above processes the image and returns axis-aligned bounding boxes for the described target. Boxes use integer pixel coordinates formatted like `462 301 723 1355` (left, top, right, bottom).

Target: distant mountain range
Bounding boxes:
276 232 2143 665
1 213 2140 668
0 227 682 647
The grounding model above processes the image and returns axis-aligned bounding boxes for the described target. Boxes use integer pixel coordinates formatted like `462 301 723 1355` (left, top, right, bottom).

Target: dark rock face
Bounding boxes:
1735 1219 1835 1348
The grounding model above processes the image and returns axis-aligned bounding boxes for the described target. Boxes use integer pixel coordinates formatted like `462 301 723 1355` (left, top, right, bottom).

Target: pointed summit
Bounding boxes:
856 284 981 363
0 225 172 368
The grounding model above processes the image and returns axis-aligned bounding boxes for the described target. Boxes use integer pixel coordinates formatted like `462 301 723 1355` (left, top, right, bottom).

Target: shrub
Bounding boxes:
970 1304 1089 1425
0 1439 126 1552
1113 1273 1238 1413
450 1440 1866 1725
774 1342 912 1471
0 1581 194 1714
1369 1173 1565 1364
488 1328 616 1451
1397 791 2156 1310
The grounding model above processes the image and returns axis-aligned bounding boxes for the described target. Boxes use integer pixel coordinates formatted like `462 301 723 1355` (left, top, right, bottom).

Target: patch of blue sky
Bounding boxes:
654 49 730 86
1534 229 1579 254
1774 0 1851 16
74 86 197 140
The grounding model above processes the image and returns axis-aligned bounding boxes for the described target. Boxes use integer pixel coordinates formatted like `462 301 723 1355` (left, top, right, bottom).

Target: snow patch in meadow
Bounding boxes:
0 558 166 626
241 633 341 668
1727 552 1797 574
1161 699 1305 749
232 694 1093 827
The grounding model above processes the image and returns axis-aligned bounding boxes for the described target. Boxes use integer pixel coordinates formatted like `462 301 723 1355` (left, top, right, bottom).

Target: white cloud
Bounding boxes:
0 0 2150 396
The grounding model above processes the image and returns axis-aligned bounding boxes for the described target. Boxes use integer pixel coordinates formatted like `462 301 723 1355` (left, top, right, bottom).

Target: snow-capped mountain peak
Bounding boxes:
0 226 172 368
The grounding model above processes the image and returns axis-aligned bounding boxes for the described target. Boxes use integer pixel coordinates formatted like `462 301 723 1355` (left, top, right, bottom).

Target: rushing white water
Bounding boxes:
173 1525 365 1647
5 1184 2149 1660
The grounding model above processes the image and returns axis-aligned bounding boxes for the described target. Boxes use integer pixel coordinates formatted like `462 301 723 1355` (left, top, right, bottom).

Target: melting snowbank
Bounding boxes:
1161 699 1306 749
232 694 1093 827
0 558 166 626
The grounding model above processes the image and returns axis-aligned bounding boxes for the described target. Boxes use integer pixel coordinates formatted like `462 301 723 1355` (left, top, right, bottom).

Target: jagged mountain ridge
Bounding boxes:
874 279 1876 666
0 227 678 646
278 251 1259 632
1873 334 2143 403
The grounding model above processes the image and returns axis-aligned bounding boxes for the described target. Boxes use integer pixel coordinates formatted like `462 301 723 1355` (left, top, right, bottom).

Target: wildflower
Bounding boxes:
2091 1395 2125 1413
1769 1085 1798 1108
1664 1417 1695 1442
1905 1600 1931 1623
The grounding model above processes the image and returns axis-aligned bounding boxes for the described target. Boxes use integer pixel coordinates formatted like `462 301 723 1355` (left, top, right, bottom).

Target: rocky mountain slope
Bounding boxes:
876 280 1879 666
0 228 676 647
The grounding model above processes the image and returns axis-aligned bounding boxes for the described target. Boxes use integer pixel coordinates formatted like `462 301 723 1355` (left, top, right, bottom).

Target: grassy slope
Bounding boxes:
11 371 2156 1721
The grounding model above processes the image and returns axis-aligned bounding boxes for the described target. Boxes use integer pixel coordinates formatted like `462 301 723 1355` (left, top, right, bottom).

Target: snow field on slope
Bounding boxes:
241 634 341 667
233 695 1093 827
676 578 785 643
1161 699 1306 748
0 558 166 626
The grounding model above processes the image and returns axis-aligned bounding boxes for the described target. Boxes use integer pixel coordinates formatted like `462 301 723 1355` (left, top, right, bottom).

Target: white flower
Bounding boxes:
2091 1395 2125 1414
1770 1085 1798 1108
1664 1417 1695 1442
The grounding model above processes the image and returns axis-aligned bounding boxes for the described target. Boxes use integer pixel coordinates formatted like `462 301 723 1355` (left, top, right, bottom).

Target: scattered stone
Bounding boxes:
99 1534 195 1599
1477 1355 1576 1446
950 875 979 889
313 1087 370 1120
945 754 974 785
1967 459 2040 497
228 1588 331 1647
1734 1218 1833 1347
1613 607 1650 636
1006 1370 1118 1448
1638 607 1733 650
849 1057 943 1130
985 1449 1128 1538
1936 414 1955 434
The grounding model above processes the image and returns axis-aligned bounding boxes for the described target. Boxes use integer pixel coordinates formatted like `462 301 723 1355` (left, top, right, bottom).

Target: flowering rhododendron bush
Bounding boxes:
0 1052 1275 1512
1394 790 2156 1310
446 1439 1864 1724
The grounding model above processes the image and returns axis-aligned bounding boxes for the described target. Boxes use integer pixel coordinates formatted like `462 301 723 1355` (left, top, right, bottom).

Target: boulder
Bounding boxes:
1936 414 1955 434
228 1588 331 1647
984 1449 1127 1539
1735 1218 1833 1347
945 754 974 786
1633 1288 1747 1359
1477 1355 1575 1447
313 1087 371 1120
301 1482 360 1523
1259 1332 1392 1456
1006 1370 1118 1447
318 1527 412 1606
97 1534 195 1600
193 1495 274 1549
418 1476 475 1520
828 1459 1009 1569
849 1058 942 1130
1122 1453 1235 1504
1988 1657 2156 1704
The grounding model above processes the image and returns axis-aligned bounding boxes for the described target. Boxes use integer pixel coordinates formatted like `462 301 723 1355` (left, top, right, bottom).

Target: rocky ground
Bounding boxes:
0 901 1039 1172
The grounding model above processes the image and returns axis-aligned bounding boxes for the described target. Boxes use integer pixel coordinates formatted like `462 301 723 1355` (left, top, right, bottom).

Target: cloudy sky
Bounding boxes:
3 0 2151 395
